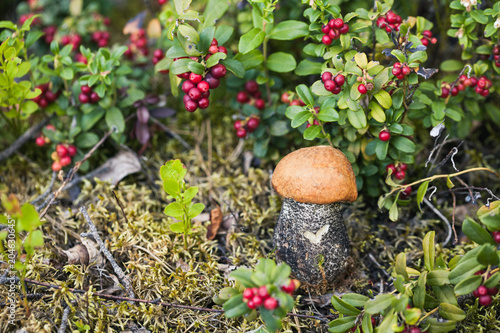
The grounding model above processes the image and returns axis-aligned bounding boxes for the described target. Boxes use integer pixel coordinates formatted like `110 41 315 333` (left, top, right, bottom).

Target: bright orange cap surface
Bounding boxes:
272 146 358 204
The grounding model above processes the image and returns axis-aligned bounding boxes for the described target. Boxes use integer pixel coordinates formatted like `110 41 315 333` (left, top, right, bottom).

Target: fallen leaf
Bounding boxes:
206 206 223 240
123 11 147 35
92 151 142 185
62 244 89 265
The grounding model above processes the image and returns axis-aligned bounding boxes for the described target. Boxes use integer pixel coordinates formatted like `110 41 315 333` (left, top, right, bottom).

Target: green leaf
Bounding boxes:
328 316 357 333
286 105 306 119
462 218 495 245
224 296 251 318
206 52 227 68
187 61 205 75
170 58 192 75
169 221 185 233
163 179 180 196
389 199 398 221
0 21 16 30
395 252 409 281
173 0 192 15
105 107 125 133
340 294 370 307
347 110 367 129
454 275 482 296
354 53 368 69
268 20 309 40
295 59 323 76
423 231 435 271
260 308 282 332
439 303 466 321
375 139 389 160
202 0 229 30
234 50 264 70
331 296 361 316
198 26 215 53
318 107 339 122
164 202 184 217
477 243 499 266
303 125 321 140
417 181 429 212
188 203 205 218
391 136 416 153
266 52 296 73
295 84 314 106
470 10 487 24
364 294 395 314
214 25 233 45
427 270 450 286
238 28 266 54
291 111 311 128
75 132 99 148
361 313 374 333
270 263 291 285
19 204 41 232
229 268 255 288
413 272 427 309
221 58 245 78
373 90 392 109
440 59 464 72
484 272 500 288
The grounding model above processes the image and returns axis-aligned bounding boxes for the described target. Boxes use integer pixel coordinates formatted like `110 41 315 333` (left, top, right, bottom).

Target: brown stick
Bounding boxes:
0 117 51 162
21 278 336 321
39 128 116 218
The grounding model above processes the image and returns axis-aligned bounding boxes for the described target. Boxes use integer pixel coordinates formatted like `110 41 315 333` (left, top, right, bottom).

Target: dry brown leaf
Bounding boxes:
206 206 223 240
92 151 141 185
62 244 89 265
176 259 190 272
123 11 146 35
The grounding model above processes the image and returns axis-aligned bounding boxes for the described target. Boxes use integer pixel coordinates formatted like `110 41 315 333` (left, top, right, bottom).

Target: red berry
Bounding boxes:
45 90 57 103
46 125 56 131
205 73 220 89
328 19 336 28
334 74 345 86
451 86 458 96
422 36 430 45
154 49 163 58
189 73 203 84
480 89 489 97
67 145 77 157
208 45 219 54
158 0 167 4
478 295 492 307
478 79 486 89
281 93 290 103
218 46 228 54
441 87 450 98
198 97 209 109
386 164 396 174
392 66 402 76
184 100 198 112
56 145 68 157
81 85 92 95
402 66 411 76
61 35 70 45
487 287 498 295
245 81 259 94
328 29 340 40
264 297 278 310
236 128 247 138
386 12 397 24
234 120 242 130
255 99 265 110
399 163 408 171
79 93 89 104
188 88 202 101
60 156 71 167
247 117 260 132
376 17 387 28
431 37 437 44
470 77 478 87
35 136 45 146
473 288 481 298
333 18 344 29
197 81 210 93
322 72 332 82
211 64 227 78
423 30 432 38
379 130 391 141
339 24 349 34
38 98 48 108
324 80 337 92
289 100 300 106
247 300 256 309
494 233 500 243
282 280 296 294
401 186 412 198
252 296 263 308
395 170 406 180
236 91 250 104
52 161 62 172
90 92 100 103
458 83 465 91
182 80 196 94
322 35 332 45
410 328 421 333
358 84 367 94
257 286 269 299
321 25 330 34
211 38 218 46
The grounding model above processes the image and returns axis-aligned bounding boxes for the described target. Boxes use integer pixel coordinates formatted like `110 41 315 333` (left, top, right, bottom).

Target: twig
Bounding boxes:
423 198 452 246
450 190 458 244
39 128 116 218
0 117 52 162
57 306 71 333
80 206 136 301
132 245 174 274
21 278 336 321
112 191 129 224
430 142 463 175
31 171 57 205
150 117 192 150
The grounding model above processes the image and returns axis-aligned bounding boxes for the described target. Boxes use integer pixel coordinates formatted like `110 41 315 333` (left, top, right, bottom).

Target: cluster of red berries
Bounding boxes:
400 326 427 333
236 81 265 110
124 29 148 59
51 144 77 172
492 45 500 68
158 0 168 4
233 116 260 138
242 279 299 310
472 270 499 307
75 53 88 64
207 38 228 56
440 75 492 98
43 25 57 44
392 62 412 80
78 85 100 104
420 30 437 47
281 92 306 106
321 72 346 95
179 39 227 112
386 162 408 180
321 18 350 46
35 124 55 147
91 30 110 47
152 49 169 74
376 10 403 33
33 83 59 108
19 13 41 26
61 34 82 52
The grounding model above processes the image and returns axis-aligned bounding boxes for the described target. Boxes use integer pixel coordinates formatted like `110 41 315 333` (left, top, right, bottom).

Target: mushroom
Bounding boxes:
271 146 358 285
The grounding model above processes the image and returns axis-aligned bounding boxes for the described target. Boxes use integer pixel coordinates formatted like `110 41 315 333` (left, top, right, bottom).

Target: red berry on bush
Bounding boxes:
52 161 62 172
243 288 253 300
410 328 421 333
182 80 196 94
328 29 340 40
45 90 57 103
441 87 450 98
247 300 256 309
321 72 332 82
247 117 260 132
208 45 219 54
487 287 498 295
38 98 48 108
67 145 77 157
198 97 209 109
81 85 91 95
60 156 71 167
358 84 368 94
333 18 344 29
321 25 330 34
188 88 202 101
255 99 265 110
281 93 290 104
421 38 429 47
395 170 406 180
236 128 247 138
258 286 269 299
493 232 500 243
376 17 387 28
185 100 198 112
79 93 89 104
245 81 259 95
335 74 345 86
90 92 100 103
197 81 210 93
379 130 391 141
56 145 68 157
392 66 402 76
322 35 332 45
451 86 458 96
324 80 337 92
264 297 278 310
234 120 242 130
478 295 492 307
236 91 250 104
205 74 220 89
158 0 167 5
252 296 263 308
153 49 163 58
386 164 396 174
402 66 411 76
211 64 227 78
189 73 203 84
35 136 45 147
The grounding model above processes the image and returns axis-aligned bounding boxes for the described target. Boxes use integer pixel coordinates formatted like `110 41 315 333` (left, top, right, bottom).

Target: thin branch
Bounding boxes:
150 117 192 150
31 171 56 205
112 191 129 224
0 117 52 162
423 198 452 246
57 306 71 333
39 128 116 218
80 206 136 301
21 278 336 321
450 190 458 244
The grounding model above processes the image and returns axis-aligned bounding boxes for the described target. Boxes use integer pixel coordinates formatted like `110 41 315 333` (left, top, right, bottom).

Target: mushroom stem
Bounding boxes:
273 199 350 285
